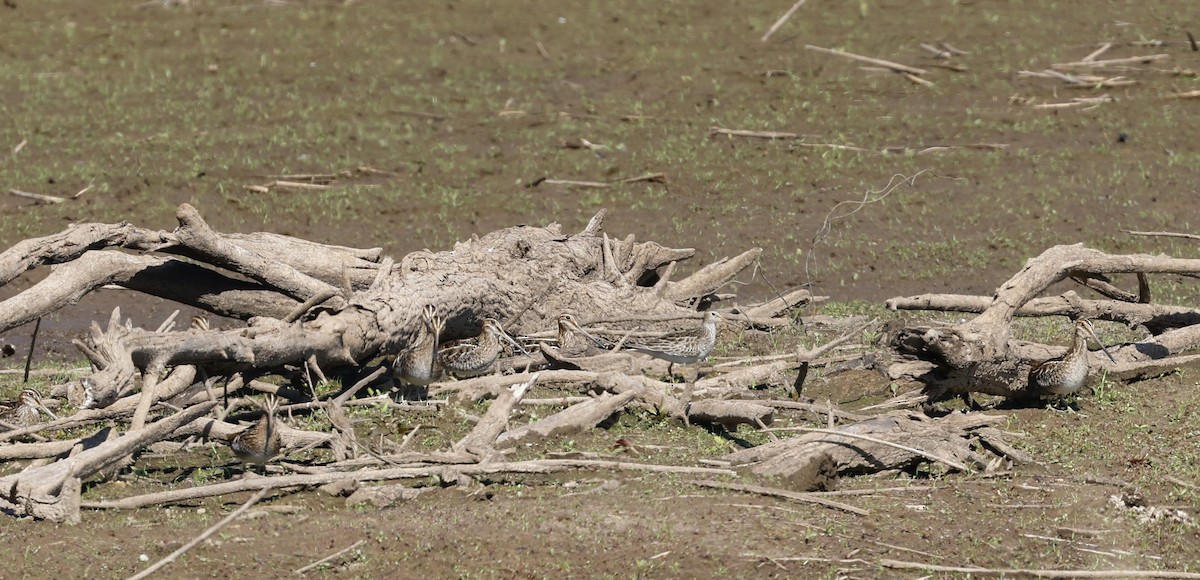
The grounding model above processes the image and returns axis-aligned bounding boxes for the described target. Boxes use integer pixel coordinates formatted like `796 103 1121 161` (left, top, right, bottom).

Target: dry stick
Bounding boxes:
710 127 801 139
397 424 422 451
760 0 807 42
1125 230 1200 241
879 559 1200 578
689 480 869 515
130 361 165 431
939 41 969 55
902 72 934 87
1051 54 1169 69
805 45 928 75
22 317 39 383
154 309 180 333
808 485 932 497
333 365 389 406
789 427 971 472
1081 42 1113 62
8 189 66 204
1167 89 1200 99
283 287 340 323
128 488 271 580
919 43 952 58
294 539 367 575
82 459 737 509
795 142 869 153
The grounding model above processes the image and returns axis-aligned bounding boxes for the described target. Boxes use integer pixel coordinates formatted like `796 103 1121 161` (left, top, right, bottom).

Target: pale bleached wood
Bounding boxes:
805 45 928 75
128 488 271 580
80 459 737 510
1051 54 1168 69
689 480 868 515
880 559 1200 578
761 0 808 43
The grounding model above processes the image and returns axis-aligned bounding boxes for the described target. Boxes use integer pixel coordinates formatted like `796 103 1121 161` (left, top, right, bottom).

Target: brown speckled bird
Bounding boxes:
1028 318 1116 399
580 312 723 376
393 305 446 387
437 318 523 378
230 395 282 470
0 388 58 428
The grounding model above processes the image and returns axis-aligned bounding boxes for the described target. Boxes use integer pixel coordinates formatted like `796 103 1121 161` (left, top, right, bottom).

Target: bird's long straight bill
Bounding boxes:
499 330 530 356
1087 326 1117 362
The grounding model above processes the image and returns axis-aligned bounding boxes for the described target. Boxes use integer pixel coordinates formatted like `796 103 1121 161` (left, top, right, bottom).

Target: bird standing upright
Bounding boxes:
1028 318 1116 403
230 394 283 472
393 305 446 391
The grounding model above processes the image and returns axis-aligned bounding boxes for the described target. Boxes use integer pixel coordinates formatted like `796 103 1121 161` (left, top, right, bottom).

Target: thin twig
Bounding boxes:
294 539 367 575
1123 229 1200 241
1081 43 1113 62
761 0 807 43
880 559 1200 578
1051 54 1169 69
805 45 928 75
689 480 869 515
128 488 271 580
23 317 40 383
805 170 932 292
8 189 66 204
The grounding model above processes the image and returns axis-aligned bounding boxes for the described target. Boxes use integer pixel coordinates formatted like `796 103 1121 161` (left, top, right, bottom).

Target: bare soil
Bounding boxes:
2 0 1200 577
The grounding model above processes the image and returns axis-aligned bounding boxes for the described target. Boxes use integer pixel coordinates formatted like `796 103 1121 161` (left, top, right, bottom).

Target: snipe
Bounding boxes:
393 305 445 387
582 311 723 376
438 318 523 378
0 388 58 429
230 395 283 470
1028 318 1116 399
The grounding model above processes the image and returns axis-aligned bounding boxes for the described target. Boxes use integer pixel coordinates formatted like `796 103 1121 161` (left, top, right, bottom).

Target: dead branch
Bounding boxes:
0 401 217 523
1124 229 1200 241
689 480 867 515
880 559 1200 578
805 45 928 76
129 487 271 580
898 244 1200 368
760 0 807 42
710 127 802 140
1051 54 1169 69
294 539 367 575
8 189 66 204
497 390 637 447
80 459 736 510
725 412 1007 484
886 291 1200 334
453 373 538 459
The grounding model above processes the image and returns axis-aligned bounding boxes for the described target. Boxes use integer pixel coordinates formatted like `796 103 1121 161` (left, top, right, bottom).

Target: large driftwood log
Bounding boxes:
885 244 1200 397
0 205 759 406
724 411 1013 487
0 206 797 522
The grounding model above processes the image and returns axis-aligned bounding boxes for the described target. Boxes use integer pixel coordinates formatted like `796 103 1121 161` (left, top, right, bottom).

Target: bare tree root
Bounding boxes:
884 244 1200 397
0 207 1038 523
724 411 1015 487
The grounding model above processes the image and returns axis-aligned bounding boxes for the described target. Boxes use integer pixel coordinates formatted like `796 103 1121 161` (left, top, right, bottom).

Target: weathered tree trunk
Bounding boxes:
885 244 1200 397
0 205 759 407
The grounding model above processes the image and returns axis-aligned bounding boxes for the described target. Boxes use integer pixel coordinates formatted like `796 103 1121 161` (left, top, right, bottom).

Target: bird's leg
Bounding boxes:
681 364 698 427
